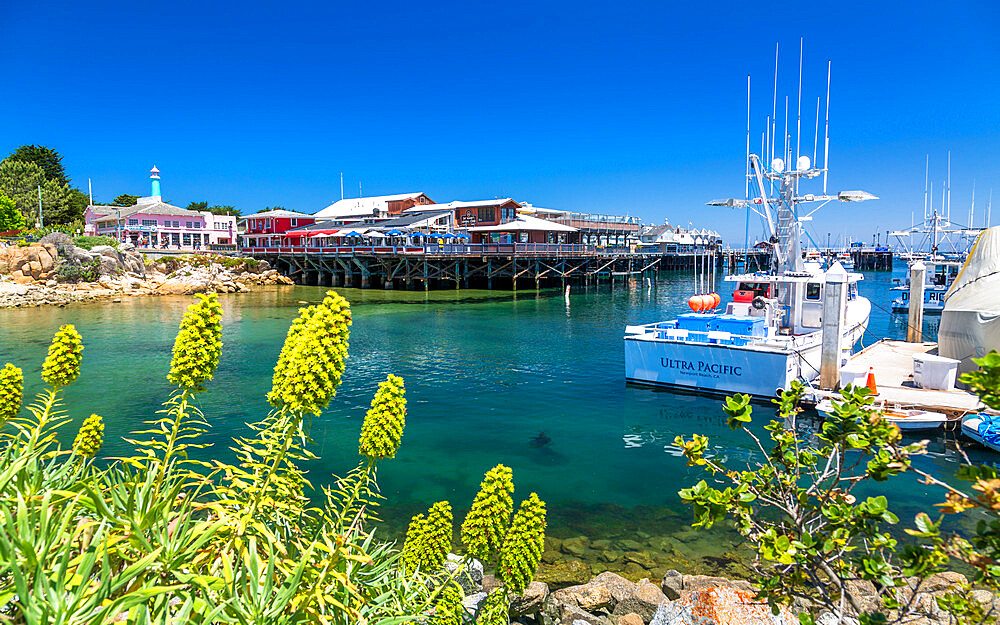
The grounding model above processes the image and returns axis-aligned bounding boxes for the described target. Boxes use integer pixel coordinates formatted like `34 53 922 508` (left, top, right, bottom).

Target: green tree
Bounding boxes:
258 206 286 213
0 193 25 231
7 145 70 187
111 194 139 207
186 201 209 212
0 159 71 226
208 204 241 217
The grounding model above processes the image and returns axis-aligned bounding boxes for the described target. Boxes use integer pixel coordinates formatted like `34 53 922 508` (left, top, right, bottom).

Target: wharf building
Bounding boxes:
84 167 237 250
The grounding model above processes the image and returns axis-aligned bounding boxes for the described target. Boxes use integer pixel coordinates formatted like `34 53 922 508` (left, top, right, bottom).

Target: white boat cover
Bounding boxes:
939 226 1000 377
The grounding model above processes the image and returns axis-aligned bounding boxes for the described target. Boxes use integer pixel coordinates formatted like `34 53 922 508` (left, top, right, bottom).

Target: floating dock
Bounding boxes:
815 339 982 417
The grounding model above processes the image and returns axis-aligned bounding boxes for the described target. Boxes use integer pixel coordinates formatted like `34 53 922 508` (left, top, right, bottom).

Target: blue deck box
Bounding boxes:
712 315 765 338
677 313 719 333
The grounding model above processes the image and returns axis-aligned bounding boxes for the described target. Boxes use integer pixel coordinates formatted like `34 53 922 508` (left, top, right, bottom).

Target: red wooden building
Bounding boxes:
239 209 318 248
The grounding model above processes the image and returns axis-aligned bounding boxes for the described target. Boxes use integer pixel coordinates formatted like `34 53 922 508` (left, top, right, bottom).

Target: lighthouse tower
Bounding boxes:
150 166 161 200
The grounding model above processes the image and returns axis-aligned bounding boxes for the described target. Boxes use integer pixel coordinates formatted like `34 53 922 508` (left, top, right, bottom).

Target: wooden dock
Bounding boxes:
818 339 982 417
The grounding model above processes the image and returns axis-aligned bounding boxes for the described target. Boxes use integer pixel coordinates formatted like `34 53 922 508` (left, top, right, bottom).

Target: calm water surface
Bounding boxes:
0 266 978 579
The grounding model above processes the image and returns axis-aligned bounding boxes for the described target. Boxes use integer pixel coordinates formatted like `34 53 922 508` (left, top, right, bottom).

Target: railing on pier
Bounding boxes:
242 243 636 257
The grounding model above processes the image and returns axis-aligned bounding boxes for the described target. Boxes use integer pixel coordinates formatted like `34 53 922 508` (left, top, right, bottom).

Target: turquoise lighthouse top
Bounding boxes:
150 165 161 199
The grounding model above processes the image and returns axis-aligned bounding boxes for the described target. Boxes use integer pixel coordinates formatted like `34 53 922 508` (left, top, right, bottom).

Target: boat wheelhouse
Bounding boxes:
890 258 962 314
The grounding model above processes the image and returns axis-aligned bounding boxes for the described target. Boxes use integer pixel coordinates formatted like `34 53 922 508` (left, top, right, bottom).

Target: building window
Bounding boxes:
128 219 139 226
170 221 178 228
290 218 298 226
141 219 156 226
185 221 193 229
477 207 495 222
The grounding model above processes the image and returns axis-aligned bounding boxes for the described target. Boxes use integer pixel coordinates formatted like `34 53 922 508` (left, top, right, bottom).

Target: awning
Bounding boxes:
367 231 387 238
466 215 577 233
385 229 404 236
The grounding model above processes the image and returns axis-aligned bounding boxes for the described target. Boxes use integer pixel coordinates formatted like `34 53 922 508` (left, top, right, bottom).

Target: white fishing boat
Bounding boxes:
624 54 876 398
815 399 949 431
835 251 855 271
961 412 1000 452
890 258 962 314
890 154 990 315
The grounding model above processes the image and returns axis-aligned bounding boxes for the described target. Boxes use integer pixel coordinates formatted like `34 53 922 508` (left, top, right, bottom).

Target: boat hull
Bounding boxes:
624 339 796 398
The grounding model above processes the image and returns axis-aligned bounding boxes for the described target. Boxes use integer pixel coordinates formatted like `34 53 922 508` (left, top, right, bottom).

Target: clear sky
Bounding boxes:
2 1 998 244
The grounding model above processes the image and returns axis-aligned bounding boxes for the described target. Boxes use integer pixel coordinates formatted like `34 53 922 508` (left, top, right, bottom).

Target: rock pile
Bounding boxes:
448 563 997 625
0 243 58 283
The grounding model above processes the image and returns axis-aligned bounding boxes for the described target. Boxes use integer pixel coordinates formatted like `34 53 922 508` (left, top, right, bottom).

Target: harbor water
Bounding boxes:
0 267 978 580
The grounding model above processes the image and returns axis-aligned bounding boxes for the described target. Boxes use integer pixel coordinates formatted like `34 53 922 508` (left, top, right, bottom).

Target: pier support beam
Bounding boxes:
819 263 848 390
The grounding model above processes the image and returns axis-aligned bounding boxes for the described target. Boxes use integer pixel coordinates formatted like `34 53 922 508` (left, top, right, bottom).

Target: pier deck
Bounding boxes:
826 339 982 416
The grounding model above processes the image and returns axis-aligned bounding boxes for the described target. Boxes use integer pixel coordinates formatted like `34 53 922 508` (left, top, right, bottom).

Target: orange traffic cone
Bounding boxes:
865 366 878 395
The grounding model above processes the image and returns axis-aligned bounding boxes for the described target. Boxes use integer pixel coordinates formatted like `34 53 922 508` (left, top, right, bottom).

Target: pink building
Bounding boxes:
84 167 237 250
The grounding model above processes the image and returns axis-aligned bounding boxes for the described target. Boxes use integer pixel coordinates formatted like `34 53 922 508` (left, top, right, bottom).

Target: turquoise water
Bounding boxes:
0 266 979 580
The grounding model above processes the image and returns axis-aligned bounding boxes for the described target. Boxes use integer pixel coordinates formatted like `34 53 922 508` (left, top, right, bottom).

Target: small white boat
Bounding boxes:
816 399 949 431
961 413 1000 452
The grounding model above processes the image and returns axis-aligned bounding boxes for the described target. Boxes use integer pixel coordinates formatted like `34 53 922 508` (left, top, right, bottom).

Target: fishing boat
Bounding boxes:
625 68 879 399
835 250 855 271
889 154 989 314
961 412 1000 452
890 258 963 314
815 399 949 431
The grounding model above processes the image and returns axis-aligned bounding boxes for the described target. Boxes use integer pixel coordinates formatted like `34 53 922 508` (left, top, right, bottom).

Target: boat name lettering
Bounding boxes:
659 358 742 376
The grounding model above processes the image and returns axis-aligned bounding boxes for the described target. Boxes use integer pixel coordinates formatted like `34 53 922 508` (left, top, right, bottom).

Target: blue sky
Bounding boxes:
2 1 998 244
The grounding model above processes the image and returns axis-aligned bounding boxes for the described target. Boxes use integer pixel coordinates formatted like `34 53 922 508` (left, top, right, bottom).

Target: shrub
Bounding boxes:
72 235 120 250
0 290 543 623
677 371 1000 625
55 258 101 283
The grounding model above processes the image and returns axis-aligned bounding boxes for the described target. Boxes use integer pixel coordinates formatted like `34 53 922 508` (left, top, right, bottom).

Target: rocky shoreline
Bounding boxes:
449 559 995 625
0 236 292 308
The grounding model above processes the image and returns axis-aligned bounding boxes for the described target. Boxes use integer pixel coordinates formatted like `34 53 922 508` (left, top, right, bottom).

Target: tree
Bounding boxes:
207 205 241 217
0 193 25 231
185 201 208 212
0 159 71 226
111 194 138 207
7 145 70 187
258 206 286 213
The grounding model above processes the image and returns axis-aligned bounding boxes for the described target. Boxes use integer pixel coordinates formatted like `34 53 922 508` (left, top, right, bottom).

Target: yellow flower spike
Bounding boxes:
167 294 223 392
0 364 23 424
358 374 406 460
461 464 514 564
41 325 83 388
477 589 510 625
73 414 104 458
429 582 464 625
497 492 546 593
267 291 351 415
401 501 453 575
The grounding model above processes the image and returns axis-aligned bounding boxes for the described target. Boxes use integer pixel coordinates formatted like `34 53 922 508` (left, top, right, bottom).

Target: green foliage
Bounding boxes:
359 374 406 459
0 289 544 623
0 363 23 425
111 194 139 207
0 193 25 231
186 201 209 211
56 258 101 283
429 582 464 625
497 493 546 593
73 235 120 250
41 325 83 388
402 501 453 574
73 413 104 457
267 291 351 415
166 294 223 392
7 144 70 186
676 370 1000 625
477 589 510 625
0 158 72 225
461 464 515 563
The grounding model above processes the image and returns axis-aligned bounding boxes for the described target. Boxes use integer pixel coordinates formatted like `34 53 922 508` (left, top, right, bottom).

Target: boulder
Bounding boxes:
650 588 795 625
120 241 136 252
443 554 484 594
510 581 549 617
590 572 638 604
553 582 613 612
462 591 488 618
97 256 121 276
661 570 683 600
562 536 592 557
68 246 94 264
481 574 503 594
613 581 667 622
558 602 603 625
681 575 754 597
617 614 644 625
39 232 74 257
816 613 859 625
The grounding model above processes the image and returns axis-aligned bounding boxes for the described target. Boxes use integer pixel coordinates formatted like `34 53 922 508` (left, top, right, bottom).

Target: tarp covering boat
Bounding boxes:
939 226 1000 377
